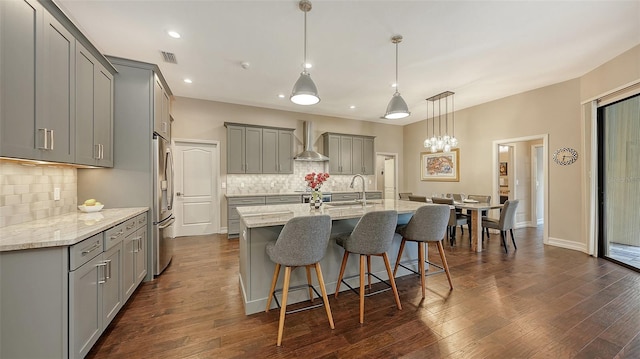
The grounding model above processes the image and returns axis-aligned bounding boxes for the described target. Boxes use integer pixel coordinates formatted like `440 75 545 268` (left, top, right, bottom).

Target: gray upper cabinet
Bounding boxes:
245 127 262 173
153 74 171 140
263 128 294 174
226 124 262 174
0 0 113 166
1 0 75 163
75 43 114 167
353 136 375 175
227 124 246 174
323 133 375 175
226 123 293 174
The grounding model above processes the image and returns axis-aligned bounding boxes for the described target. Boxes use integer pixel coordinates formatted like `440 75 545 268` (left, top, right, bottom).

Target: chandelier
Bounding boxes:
423 91 458 152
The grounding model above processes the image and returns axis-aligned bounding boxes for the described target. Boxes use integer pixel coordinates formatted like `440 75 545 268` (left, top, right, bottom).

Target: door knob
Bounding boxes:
176 192 182 196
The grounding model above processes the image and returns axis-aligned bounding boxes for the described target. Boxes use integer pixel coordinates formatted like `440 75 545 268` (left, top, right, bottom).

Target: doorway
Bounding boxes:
493 135 548 244
597 93 640 271
173 139 221 237
376 153 398 200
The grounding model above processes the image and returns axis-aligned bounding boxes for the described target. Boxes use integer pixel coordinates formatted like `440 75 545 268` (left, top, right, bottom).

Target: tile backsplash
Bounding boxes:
0 161 77 228
226 162 376 194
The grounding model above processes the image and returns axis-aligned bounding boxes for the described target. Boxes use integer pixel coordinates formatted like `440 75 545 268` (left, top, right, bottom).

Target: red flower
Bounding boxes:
306 172 330 190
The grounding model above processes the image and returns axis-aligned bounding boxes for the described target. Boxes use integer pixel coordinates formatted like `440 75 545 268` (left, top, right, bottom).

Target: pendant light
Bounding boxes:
424 91 458 152
290 0 320 105
384 35 410 119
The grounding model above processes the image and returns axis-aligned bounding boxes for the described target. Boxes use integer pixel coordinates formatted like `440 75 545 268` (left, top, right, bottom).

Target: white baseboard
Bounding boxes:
547 237 588 253
220 227 228 234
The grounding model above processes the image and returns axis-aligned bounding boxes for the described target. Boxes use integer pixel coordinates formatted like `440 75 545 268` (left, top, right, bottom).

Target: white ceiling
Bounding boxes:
56 0 640 126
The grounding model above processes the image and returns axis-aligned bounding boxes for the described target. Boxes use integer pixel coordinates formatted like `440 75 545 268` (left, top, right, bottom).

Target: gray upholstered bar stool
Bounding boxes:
333 210 402 324
265 215 334 346
393 204 452 298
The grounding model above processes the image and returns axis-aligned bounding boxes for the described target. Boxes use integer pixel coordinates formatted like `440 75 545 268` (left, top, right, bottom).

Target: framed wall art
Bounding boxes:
420 149 460 182
499 162 508 175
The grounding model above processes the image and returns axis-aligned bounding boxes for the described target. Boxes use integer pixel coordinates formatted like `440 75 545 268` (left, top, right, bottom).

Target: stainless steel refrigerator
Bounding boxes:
153 133 174 275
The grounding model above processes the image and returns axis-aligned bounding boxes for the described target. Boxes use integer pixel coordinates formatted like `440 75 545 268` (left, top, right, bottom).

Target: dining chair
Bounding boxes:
481 199 519 253
408 194 428 202
333 210 402 323
265 215 334 346
399 192 412 200
431 197 470 245
393 204 452 298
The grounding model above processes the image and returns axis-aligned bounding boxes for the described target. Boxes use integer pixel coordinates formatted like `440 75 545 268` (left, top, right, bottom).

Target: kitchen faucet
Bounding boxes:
350 174 366 205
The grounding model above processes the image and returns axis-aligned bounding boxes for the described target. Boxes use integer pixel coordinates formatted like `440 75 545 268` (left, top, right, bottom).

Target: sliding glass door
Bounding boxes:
597 93 640 271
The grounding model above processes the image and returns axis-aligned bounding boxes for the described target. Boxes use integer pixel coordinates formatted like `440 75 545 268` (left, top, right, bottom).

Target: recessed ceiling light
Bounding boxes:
349 105 356 109
167 31 181 39
183 78 192 84
278 94 285 99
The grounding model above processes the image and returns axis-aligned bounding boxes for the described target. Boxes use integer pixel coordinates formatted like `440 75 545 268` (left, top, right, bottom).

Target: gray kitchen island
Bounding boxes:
237 200 433 315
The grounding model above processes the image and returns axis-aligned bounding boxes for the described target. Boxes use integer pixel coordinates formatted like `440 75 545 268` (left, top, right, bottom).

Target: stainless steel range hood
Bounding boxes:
294 121 329 161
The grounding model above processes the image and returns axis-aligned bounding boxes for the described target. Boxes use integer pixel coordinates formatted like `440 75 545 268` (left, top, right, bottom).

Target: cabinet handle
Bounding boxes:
97 262 108 284
126 223 135 230
37 128 48 150
49 130 54 150
133 236 141 253
109 230 124 240
81 242 101 255
138 236 143 252
100 144 104 159
104 259 112 280
94 144 100 159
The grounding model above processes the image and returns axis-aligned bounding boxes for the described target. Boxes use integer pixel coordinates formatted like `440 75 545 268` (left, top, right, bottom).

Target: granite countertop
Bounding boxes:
236 199 428 228
224 190 382 198
0 207 149 252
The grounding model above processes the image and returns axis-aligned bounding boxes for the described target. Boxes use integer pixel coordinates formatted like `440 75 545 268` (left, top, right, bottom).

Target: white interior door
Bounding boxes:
173 140 220 237
383 157 396 200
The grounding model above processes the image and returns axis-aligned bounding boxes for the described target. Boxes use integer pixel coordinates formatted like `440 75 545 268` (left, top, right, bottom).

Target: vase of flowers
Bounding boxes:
305 172 329 209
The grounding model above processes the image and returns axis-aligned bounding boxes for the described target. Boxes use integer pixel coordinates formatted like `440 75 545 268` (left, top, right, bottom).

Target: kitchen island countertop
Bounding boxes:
236 199 427 228
0 207 149 252
224 190 382 198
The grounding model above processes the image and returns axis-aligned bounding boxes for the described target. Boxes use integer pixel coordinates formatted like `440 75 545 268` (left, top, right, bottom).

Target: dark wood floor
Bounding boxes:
87 227 640 358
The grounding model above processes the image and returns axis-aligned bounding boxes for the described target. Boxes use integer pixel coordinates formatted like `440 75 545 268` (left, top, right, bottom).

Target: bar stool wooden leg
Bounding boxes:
359 255 366 324
382 253 402 310
314 262 335 329
266 263 281 312
276 266 292 347
436 241 454 290
305 265 314 302
393 238 406 276
418 242 426 298
335 251 349 298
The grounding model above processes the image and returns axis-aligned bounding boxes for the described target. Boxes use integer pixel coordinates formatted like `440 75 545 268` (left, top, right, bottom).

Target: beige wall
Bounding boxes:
402 44 640 252
170 98 405 226
404 79 582 247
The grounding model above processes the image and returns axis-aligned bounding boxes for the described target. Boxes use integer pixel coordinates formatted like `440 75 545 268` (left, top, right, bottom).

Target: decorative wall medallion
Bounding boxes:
553 147 578 166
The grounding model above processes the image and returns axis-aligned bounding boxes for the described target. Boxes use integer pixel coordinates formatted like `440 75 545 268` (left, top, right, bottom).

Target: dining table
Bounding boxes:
454 201 504 252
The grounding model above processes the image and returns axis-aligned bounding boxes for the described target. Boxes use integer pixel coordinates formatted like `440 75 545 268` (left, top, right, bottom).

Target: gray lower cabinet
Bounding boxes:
0 212 148 359
227 195 301 237
227 196 266 238
331 192 359 202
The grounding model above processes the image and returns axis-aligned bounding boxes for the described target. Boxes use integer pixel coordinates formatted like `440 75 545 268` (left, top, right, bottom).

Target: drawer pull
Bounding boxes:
126 223 135 230
81 242 101 255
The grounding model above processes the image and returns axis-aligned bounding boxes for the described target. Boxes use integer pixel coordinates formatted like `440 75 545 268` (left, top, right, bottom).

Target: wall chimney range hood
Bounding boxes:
294 121 329 161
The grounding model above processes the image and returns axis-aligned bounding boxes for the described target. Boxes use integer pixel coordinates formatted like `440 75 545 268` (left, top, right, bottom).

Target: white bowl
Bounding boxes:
78 204 104 213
